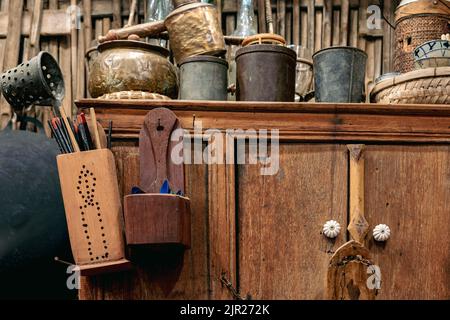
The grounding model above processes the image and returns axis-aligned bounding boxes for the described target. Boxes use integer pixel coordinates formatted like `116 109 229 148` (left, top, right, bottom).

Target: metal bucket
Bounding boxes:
0 51 64 110
313 46 367 103
179 56 228 101
236 44 296 102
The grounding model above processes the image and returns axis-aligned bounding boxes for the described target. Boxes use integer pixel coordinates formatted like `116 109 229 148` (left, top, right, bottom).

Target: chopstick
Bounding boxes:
47 107 106 155
60 107 80 152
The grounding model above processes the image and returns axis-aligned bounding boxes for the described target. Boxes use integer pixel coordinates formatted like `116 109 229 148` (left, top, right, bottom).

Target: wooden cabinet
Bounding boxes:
364 145 450 300
238 144 348 299
76 100 450 300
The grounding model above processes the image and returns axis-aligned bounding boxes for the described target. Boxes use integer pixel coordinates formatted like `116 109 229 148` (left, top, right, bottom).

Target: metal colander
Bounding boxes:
0 51 64 110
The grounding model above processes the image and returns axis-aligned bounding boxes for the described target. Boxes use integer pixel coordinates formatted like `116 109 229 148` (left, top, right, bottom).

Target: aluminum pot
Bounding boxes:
87 40 179 99
179 55 228 100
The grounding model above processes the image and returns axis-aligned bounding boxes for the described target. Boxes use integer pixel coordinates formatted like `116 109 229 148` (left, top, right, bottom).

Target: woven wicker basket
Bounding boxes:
370 67 450 104
98 91 172 100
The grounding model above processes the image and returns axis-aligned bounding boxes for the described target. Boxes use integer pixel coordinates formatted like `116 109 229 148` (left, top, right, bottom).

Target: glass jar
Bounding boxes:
228 0 257 100
146 0 174 46
233 0 257 37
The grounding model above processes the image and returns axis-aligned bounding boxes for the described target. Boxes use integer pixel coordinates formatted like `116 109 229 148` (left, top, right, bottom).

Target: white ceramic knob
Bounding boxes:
373 224 391 242
323 220 341 238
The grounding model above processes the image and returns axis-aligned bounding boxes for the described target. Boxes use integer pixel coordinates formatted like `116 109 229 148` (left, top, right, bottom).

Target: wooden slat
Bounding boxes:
0 10 71 37
277 0 286 39
285 10 291 44
208 138 236 299
27 0 44 58
225 14 235 36
315 8 322 52
307 0 314 49
112 0 121 29
350 9 358 47
322 0 331 48
0 0 23 129
382 0 393 73
300 1 307 47
293 0 299 45
340 0 349 45
257 0 266 34
358 0 368 50
84 0 93 49
48 0 59 60
77 21 86 100
332 9 340 46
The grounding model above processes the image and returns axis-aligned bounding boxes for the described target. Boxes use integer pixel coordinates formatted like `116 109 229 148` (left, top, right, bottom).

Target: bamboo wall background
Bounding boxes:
0 0 398 131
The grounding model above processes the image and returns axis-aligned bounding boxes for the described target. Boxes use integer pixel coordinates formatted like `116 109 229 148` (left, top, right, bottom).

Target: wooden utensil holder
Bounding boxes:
124 194 191 247
57 149 131 275
123 108 191 249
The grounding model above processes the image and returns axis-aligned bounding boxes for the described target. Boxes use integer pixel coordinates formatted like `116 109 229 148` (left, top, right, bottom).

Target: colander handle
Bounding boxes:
5 115 46 135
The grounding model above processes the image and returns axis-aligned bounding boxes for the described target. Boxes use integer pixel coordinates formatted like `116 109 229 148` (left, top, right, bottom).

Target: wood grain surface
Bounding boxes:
80 145 210 299
364 145 450 300
57 149 129 274
238 144 348 299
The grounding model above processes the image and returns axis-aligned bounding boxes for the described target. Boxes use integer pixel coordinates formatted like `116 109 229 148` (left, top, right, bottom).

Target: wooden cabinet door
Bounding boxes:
237 144 348 299
364 145 450 300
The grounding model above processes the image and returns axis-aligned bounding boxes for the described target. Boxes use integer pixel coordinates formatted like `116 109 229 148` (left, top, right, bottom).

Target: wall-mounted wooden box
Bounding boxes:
57 149 131 275
124 194 191 248
123 108 191 250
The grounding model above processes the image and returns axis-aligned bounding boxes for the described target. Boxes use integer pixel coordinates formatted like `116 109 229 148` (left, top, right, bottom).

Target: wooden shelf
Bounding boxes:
76 100 450 143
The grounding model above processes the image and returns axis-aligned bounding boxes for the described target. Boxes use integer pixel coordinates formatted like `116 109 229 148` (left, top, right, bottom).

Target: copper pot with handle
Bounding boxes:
86 40 179 99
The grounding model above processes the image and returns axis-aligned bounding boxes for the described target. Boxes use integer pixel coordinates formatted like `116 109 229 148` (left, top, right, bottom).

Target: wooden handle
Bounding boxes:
98 20 166 43
60 107 80 153
90 108 102 150
347 144 369 243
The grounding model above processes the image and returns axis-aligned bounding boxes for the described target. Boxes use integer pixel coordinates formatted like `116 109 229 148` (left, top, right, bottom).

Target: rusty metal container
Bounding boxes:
165 2 226 63
179 56 228 101
87 40 178 99
235 44 296 102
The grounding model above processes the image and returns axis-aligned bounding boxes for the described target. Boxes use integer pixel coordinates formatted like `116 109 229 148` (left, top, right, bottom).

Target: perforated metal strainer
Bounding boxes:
0 51 65 111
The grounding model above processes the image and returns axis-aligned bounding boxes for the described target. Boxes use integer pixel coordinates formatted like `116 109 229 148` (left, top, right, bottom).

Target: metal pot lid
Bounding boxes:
97 40 170 57
178 55 229 67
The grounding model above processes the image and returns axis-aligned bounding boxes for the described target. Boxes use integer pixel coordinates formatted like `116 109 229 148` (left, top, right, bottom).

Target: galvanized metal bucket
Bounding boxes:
236 44 296 102
179 55 229 101
313 46 367 103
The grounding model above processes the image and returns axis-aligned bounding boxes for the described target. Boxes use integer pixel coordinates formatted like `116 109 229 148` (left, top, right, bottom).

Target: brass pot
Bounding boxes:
87 40 178 99
165 3 225 63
